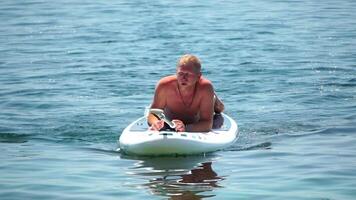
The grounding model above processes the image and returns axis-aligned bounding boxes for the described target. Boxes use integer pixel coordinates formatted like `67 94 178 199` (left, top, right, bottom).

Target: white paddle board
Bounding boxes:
119 113 238 156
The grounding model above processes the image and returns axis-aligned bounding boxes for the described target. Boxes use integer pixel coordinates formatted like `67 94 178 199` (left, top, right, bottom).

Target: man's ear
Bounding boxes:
198 72 202 78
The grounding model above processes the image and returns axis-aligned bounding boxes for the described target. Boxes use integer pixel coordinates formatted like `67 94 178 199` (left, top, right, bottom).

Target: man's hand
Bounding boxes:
149 120 164 131
172 119 185 132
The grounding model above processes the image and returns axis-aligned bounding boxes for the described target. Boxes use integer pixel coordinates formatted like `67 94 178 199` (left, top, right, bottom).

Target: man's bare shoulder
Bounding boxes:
199 77 214 90
156 75 176 88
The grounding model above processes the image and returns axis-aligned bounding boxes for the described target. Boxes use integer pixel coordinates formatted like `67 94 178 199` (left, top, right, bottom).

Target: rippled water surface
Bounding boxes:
1 0 356 199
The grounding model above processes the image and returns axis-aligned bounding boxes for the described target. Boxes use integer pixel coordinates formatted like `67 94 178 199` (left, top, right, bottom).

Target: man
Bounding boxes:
148 54 224 132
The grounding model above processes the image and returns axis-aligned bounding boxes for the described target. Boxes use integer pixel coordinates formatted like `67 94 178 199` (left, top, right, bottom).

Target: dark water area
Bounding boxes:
1 0 356 199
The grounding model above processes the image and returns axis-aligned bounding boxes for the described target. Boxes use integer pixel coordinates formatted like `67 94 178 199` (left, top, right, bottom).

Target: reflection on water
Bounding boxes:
123 155 224 200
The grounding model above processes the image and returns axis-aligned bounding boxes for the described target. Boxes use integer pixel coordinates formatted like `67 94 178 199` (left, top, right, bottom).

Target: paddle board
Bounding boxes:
119 113 238 156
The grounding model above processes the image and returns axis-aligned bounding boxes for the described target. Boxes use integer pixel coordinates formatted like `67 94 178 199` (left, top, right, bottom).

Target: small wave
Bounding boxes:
349 78 356 83
284 125 356 138
0 132 30 143
312 66 353 72
312 127 356 135
322 82 356 88
256 31 275 35
80 147 120 155
239 61 254 65
225 142 272 151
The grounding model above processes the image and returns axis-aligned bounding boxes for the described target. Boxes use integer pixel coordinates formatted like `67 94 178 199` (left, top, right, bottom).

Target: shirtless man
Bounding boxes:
148 54 224 132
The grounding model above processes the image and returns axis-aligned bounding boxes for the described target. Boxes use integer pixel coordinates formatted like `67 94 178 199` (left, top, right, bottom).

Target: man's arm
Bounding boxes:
147 81 166 128
214 93 224 113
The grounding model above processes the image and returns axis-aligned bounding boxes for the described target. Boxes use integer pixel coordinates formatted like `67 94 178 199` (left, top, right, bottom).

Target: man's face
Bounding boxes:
176 64 201 86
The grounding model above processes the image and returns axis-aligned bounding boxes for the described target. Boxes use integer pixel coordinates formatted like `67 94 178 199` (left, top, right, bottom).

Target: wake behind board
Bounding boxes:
119 113 238 156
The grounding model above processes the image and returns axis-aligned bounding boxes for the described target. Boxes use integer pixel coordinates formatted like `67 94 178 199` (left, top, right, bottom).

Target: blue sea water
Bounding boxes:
1 0 356 199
